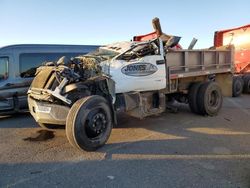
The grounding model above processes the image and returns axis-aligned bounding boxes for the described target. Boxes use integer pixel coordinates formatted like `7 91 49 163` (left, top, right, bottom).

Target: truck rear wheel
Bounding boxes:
66 95 113 151
197 82 222 116
243 75 250 93
188 82 202 114
232 76 243 97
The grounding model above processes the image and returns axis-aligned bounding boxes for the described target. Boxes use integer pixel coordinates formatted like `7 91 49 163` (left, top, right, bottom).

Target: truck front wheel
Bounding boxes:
66 95 113 151
197 82 222 116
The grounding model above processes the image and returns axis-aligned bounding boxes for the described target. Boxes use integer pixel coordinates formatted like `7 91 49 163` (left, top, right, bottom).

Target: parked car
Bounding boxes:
0 44 98 114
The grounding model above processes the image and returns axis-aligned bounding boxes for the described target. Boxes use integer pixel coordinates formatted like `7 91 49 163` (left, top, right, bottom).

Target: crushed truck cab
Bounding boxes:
102 39 166 93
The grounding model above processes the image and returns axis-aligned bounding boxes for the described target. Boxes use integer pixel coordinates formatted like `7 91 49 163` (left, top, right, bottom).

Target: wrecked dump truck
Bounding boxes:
28 18 234 151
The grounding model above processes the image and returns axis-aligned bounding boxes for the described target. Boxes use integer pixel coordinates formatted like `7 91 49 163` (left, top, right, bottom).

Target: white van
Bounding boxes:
0 44 98 114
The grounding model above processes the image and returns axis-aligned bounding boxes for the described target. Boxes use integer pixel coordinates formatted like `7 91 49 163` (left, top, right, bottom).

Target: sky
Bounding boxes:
0 0 250 48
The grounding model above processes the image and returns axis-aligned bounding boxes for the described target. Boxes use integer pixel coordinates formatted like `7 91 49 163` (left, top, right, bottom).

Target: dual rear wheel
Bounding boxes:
188 81 223 116
243 75 250 93
232 76 243 97
232 75 250 97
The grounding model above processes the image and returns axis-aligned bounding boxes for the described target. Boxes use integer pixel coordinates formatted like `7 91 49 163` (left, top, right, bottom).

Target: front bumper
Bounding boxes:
28 96 70 125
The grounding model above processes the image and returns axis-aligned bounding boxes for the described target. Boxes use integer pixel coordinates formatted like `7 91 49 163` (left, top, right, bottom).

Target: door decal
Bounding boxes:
121 62 158 76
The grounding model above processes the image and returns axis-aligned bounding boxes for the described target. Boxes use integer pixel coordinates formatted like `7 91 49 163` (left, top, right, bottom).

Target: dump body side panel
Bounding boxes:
165 47 234 95
166 47 233 79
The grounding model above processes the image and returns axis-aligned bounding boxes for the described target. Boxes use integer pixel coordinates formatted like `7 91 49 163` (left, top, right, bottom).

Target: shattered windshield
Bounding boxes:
87 47 119 60
0 57 8 81
117 40 159 61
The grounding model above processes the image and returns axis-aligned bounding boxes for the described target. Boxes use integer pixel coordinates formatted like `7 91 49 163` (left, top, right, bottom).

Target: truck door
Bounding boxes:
114 40 166 93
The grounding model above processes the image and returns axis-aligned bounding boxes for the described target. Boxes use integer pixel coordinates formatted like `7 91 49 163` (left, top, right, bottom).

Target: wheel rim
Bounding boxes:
83 108 108 140
208 90 219 107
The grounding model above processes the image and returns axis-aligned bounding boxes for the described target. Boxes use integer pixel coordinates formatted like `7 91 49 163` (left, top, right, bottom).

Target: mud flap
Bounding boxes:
216 73 233 97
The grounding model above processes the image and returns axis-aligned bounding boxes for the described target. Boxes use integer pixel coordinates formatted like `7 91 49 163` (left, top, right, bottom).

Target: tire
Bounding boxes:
188 82 203 114
197 82 223 116
243 75 250 93
232 76 243 97
38 123 63 130
66 95 113 151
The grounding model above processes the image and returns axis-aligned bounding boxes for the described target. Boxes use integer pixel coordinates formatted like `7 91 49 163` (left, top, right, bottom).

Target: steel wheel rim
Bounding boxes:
83 108 108 140
208 90 219 107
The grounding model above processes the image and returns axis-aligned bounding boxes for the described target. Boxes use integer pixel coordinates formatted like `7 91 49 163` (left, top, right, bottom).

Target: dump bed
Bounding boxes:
214 24 250 73
166 46 234 79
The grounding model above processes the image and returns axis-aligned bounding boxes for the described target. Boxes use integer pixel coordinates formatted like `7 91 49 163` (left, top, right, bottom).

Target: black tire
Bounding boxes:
188 82 203 114
66 95 113 151
197 82 223 116
38 123 63 130
232 76 243 97
243 75 250 93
